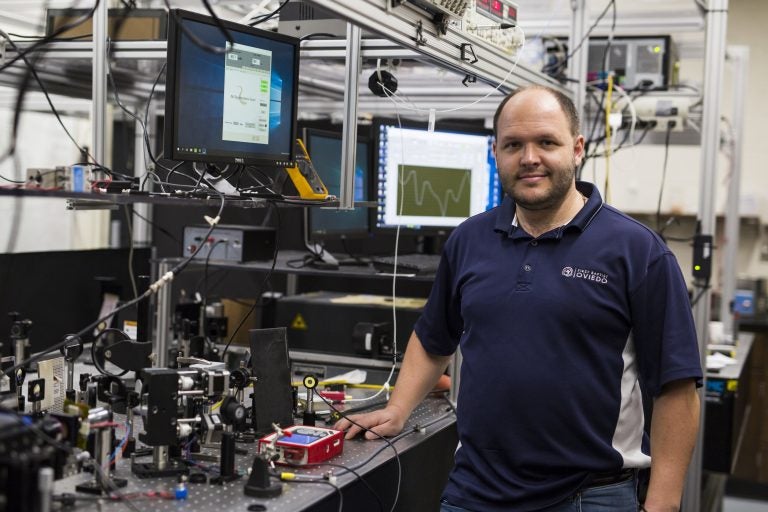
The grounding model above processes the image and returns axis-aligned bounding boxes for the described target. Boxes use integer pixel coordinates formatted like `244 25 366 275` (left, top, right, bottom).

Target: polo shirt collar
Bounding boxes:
494 181 603 238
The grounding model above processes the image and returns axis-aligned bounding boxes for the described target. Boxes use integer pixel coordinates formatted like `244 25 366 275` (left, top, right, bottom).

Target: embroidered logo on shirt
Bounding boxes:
562 266 608 284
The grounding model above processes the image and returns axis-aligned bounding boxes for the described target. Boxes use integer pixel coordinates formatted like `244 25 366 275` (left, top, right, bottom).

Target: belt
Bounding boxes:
584 469 635 489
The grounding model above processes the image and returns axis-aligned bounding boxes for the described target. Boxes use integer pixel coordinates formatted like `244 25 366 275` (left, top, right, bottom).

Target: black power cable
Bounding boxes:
301 462 385 512
552 0 616 77
0 1 102 74
0 174 26 184
221 202 281 357
6 32 93 41
313 394 402 512
283 479 343 512
2 191 227 379
122 204 139 300
305 392 458 512
131 209 181 245
0 2 120 183
0 30 97 169
248 0 291 26
202 239 227 340
200 0 235 45
299 32 336 42
690 282 711 307
163 1 230 55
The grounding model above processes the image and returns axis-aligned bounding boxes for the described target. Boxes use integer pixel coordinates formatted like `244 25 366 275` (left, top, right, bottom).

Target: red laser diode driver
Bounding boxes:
258 426 344 465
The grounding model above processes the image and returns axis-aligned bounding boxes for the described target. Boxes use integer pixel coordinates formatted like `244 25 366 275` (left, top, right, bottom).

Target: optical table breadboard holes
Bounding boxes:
51 398 454 511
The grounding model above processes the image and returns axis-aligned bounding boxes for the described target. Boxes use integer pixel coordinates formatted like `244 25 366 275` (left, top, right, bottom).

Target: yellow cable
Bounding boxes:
346 383 393 390
604 74 613 203
291 380 393 390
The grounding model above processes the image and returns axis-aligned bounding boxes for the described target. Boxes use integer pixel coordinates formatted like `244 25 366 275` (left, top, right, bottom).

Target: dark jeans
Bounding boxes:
440 474 638 512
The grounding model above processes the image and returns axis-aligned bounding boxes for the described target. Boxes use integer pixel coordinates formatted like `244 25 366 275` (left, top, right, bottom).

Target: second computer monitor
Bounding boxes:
374 120 501 233
304 128 370 240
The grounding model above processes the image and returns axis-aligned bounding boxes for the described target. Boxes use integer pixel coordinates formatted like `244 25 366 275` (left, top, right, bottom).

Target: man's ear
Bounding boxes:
573 134 585 165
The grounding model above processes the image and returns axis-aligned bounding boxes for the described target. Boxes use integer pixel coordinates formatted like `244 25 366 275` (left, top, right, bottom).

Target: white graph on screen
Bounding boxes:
398 166 471 217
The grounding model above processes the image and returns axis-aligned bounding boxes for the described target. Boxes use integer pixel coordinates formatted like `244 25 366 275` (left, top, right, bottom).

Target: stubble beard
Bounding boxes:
503 158 578 212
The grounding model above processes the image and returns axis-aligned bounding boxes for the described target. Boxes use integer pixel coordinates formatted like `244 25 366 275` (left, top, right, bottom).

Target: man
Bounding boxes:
335 86 702 512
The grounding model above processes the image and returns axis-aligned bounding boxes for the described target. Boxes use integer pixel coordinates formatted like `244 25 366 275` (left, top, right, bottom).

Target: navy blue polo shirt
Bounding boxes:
415 182 701 511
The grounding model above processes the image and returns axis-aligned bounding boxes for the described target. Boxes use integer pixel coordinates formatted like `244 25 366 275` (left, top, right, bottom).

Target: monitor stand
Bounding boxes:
302 207 339 268
304 240 339 267
416 234 446 256
192 163 238 195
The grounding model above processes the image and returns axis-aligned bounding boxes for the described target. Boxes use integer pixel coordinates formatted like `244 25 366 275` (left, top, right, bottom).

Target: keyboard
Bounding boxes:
371 253 442 275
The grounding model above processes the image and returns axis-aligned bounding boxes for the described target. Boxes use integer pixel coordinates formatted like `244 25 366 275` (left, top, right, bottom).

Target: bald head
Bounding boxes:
493 86 580 139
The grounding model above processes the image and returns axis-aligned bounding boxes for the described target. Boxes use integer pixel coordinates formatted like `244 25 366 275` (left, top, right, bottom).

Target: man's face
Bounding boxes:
493 89 585 211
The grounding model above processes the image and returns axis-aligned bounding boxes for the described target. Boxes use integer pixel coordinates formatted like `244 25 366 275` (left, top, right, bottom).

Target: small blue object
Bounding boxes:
706 380 725 394
71 165 85 192
175 484 188 500
734 289 755 316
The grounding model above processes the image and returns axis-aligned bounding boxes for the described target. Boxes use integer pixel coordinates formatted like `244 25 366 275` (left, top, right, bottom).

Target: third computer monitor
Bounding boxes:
303 128 370 240
374 119 501 234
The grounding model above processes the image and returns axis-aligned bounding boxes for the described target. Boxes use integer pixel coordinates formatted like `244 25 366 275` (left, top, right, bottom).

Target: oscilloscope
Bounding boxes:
373 120 501 233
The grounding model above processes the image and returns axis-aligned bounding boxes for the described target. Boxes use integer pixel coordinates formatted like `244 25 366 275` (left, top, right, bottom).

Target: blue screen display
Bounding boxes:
306 132 370 239
167 13 298 166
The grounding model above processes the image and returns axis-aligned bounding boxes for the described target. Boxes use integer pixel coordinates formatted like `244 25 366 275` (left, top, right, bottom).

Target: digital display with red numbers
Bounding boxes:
476 0 518 23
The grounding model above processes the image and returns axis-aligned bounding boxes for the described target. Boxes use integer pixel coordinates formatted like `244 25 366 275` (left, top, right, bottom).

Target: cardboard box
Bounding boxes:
222 298 258 347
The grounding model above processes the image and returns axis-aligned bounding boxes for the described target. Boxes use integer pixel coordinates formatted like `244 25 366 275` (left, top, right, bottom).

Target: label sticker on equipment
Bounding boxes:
290 314 308 330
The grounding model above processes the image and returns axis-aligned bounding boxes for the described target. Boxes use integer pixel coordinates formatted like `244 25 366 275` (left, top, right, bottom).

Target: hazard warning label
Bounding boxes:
290 313 308 330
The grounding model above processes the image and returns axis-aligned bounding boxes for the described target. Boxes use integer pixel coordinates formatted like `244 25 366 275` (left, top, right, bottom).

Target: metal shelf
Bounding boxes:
0 188 375 210
305 0 570 94
2 2 573 225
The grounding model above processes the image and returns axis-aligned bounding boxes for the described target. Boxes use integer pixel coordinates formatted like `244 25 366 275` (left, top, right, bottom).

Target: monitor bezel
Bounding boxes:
163 9 300 168
303 127 372 242
370 117 499 236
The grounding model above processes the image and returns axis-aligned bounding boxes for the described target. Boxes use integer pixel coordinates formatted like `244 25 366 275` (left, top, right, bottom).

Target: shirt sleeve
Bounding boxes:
630 252 703 397
414 243 464 357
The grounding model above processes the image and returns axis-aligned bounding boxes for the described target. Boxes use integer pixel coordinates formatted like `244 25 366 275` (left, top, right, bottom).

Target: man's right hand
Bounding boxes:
333 404 408 440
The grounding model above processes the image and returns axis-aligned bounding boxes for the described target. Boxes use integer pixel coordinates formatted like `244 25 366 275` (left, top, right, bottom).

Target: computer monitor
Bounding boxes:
164 9 300 168
374 120 501 233
303 128 370 240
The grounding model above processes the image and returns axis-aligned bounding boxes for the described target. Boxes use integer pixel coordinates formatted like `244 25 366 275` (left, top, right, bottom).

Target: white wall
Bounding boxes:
722 0 768 280
0 91 110 253
587 0 768 291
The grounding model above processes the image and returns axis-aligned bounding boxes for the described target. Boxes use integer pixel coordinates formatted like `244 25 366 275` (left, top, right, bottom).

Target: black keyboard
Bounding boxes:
371 253 442 275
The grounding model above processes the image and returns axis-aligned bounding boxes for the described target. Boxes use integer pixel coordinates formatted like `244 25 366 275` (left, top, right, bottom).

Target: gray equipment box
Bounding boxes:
182 225 276 262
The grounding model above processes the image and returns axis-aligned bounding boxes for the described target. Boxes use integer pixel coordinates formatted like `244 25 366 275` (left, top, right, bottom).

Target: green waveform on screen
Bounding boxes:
397 164 471 217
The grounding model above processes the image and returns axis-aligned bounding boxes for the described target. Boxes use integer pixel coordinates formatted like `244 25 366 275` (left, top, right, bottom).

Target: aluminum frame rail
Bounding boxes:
304 0 570 214
684 1 729 511
719 46 749 340
567 0 588 129
305 0 569 94
92 1 107 166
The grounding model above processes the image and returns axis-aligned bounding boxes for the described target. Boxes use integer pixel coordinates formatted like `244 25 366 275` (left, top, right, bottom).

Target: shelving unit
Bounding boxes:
2 1 571 212
152 251 436 367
